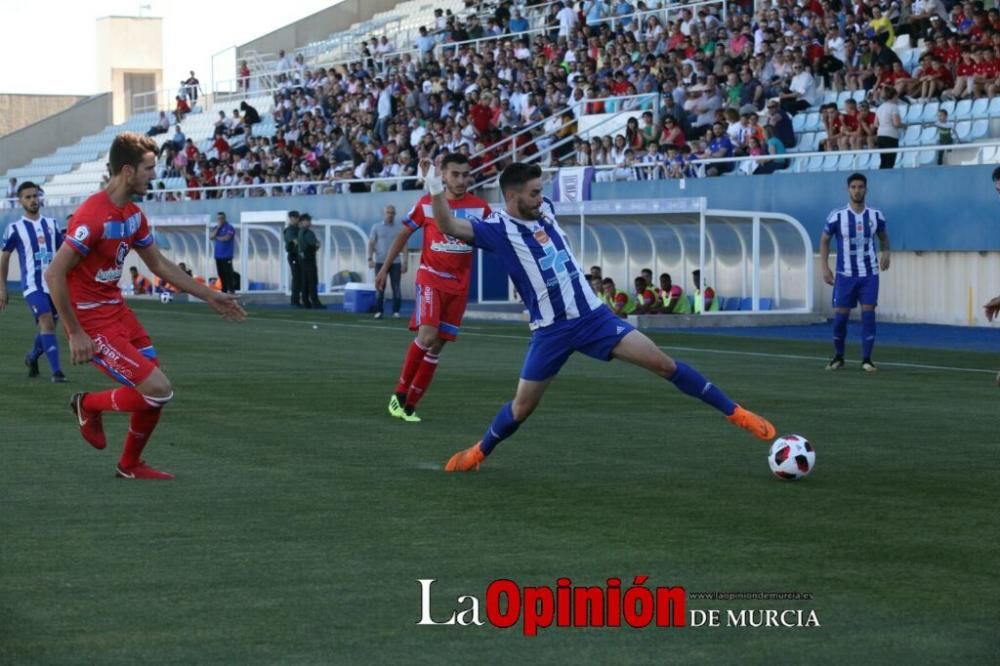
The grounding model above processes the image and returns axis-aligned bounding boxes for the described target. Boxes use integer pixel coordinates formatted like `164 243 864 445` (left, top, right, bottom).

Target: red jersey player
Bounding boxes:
45 132 245 479
374 153 491 422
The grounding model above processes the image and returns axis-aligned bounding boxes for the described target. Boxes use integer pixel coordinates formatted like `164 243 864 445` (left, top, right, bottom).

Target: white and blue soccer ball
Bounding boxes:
159 292 173 304
768 435 815 480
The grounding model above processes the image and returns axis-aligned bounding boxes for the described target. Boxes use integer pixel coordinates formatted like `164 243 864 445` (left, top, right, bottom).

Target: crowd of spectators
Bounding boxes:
148 0 1000 198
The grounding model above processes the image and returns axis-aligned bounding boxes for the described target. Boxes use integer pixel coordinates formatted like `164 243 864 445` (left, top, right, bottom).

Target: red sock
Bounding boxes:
405 352 439 409
119 409 162 468
83 387 159 412
395 340 429 395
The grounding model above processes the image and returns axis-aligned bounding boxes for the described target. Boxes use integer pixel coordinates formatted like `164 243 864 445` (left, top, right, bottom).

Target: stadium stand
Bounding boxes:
6 0 1000 205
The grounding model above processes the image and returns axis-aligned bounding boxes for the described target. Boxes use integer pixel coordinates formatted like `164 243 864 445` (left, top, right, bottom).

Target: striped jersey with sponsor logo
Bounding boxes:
470 197 604 331
402 192 491 295
823 205 887 277
64 190 154 310
2 216 63 296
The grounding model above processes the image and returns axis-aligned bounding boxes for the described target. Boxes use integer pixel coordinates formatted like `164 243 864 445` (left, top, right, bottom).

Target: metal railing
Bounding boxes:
24 139 1000 209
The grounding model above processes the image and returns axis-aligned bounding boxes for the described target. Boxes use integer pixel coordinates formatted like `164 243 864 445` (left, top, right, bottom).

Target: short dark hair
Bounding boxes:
300 213 311 221
992 166 1000 183
108 132 158 175
217 211 226 218
847 172 867 186
288 210 300 218
499 162 542 194
16 181 39 196
441 152 470 169
601 277 616 287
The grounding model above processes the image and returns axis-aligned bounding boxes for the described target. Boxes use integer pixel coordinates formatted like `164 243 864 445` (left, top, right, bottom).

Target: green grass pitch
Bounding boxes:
1 299 997 664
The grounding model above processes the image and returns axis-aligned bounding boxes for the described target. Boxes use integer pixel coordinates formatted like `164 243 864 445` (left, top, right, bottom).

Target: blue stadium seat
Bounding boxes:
739 297 753 311
822 90 838 105
955 120 972 141
920 101 940 123
836 91 851 106
795 132 816 153
723 297 742 311
806 155 825 172
904 103 924 124
968 119 989 141
822 154 840 171
971 98 989 119
901 125 921 146
758 298 773 311
804 112 821 132
938 99 956 119
953 99 973 120
792 113 807 133
919 126 939 145
979 146 998 163
851 90 867 103
989 97 1000 117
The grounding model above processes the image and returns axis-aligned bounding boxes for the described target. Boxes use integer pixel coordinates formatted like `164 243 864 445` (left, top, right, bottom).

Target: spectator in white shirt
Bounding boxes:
557 2 578 38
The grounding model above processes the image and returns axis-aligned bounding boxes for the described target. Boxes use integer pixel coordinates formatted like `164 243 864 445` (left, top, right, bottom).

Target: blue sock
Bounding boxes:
479 402 520 456
861 310 876 360
28 334 43 362
669 361 737 416
41 334 62 374
833 312 848 358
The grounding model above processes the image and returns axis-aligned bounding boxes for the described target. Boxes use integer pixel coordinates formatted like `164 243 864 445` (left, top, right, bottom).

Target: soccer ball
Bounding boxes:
159 292 173 304
768 435 815 480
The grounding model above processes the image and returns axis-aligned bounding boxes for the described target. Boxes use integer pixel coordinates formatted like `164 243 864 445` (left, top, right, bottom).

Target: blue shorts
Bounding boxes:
520 307 636 381
25 291 58 323
833 274 879 309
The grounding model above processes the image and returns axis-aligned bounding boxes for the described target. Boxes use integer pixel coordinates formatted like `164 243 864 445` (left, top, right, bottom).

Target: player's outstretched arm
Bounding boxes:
374 226 413 291
44 245 95 364
137 244 246 322
985 295 1000 322
419 159 475 243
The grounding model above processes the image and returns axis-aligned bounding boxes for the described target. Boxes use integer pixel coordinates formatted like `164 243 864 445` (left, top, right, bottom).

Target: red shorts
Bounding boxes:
77 305 160 387
409 282 468 341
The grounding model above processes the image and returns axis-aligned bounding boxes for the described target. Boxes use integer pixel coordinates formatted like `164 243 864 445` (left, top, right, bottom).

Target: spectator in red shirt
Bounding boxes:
468 92 492 136
858 101 877 149
839 99 863 151
946 49 977 100
173 95 191 123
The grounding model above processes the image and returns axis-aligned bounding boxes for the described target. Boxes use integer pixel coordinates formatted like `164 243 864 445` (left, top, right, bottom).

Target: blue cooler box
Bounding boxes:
343 282 376 313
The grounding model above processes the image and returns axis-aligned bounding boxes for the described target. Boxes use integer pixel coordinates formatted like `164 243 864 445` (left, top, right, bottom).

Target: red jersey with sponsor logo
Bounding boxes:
64 190 153 310
403 193 491 295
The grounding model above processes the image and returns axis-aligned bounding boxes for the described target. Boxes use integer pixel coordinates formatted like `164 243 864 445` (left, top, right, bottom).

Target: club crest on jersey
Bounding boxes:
115 242 129 266
533 229 551 245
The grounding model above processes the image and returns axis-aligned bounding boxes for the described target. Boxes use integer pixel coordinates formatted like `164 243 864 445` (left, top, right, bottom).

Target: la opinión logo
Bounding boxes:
416 577 686 636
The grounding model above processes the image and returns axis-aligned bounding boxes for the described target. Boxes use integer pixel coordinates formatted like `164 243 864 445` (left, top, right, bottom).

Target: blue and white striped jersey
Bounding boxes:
823 205 886 277
2 216 63 296
470 197 605 330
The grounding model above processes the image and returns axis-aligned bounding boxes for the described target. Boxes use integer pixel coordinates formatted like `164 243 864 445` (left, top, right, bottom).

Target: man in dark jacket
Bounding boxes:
283 210 303 307
298 213 324 309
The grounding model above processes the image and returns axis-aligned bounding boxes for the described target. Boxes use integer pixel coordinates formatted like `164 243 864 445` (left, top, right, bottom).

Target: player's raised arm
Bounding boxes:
419 159 475 243
136 243 246 322
45 244 94 364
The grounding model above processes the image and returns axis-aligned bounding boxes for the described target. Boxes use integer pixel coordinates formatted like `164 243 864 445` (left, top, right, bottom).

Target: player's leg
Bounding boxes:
827 275 854 370
445 377 555 472
402 289 465 418
36 308 65 382
859 275 879 371
22 292 47 378
609 329 775 441
390 283 438 419
71 312 174 478
445 330 573 471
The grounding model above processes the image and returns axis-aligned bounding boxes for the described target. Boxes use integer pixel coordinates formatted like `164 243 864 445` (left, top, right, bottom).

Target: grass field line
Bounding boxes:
151 307 999 376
